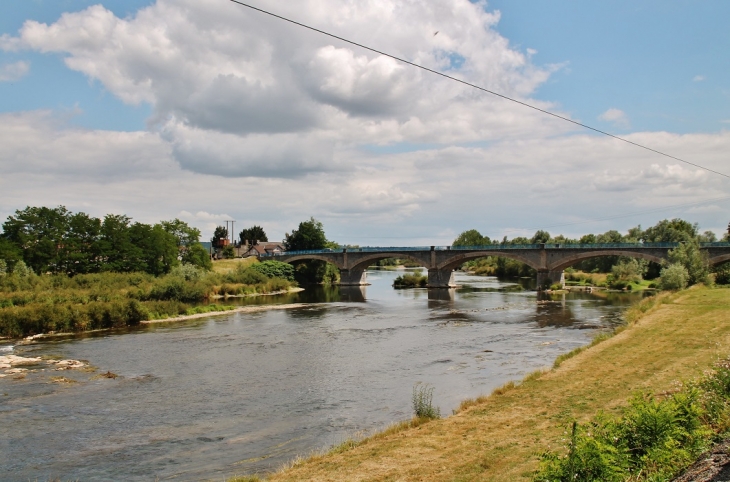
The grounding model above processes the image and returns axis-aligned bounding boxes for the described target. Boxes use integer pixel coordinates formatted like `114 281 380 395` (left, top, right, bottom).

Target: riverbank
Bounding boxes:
258 286 730 481
140 302 313 325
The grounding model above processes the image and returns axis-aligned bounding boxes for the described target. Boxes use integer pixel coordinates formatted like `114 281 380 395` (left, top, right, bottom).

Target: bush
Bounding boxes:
412 383 441 419
393 271 428 288
714 262 730 285
660 263 689 290
250 260 295 281
534 359 730 482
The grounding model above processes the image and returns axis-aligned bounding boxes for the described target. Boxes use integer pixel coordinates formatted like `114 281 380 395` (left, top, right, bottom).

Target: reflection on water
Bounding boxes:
0 269 642 481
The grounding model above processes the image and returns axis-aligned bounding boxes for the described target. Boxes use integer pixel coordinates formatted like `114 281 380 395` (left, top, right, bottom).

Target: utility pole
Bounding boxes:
231 220 236 245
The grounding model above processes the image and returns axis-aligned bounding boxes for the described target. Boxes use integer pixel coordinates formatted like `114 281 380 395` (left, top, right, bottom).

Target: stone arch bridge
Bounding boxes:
261 243 730 289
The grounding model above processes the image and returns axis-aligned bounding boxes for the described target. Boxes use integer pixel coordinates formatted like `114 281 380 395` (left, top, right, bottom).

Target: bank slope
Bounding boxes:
265 286 730 482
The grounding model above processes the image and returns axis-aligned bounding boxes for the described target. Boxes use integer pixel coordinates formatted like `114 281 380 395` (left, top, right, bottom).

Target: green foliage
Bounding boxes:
160 218 201 248
250 260 295 281
668 240 710 286
452 229 491 247
0 259 6 278
212 225 228 247
534 363 730 482
284 217 339 285
12 260 32 278
660 263 689 290
611 258 644 283
531 230 551 244
393 271 428 288
642 218 698 243
412 383 441 419
222 245 235 259
0 265 295 337
169 263 205 282
239 225 268 244
284 217 327 251
182 242 213 270
714 262 730 285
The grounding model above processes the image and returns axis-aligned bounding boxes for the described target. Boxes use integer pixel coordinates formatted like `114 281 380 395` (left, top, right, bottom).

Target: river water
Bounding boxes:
0 269 642 481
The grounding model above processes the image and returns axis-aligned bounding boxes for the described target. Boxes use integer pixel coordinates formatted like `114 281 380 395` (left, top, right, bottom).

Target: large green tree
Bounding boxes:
283 218 337 284
284 217 327 251
2 206 71 274
452 229 490 247
239 225 268 244
212 226 228 247
161 219 201 248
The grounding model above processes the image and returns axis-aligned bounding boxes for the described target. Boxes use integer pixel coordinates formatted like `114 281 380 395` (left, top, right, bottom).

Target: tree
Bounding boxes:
0 237 22 271
283 218 334 284
642 219 697 243
62 212 102 275
161 219 201 249
611 258 644 283
130 223 179 275
182 242 213 270
284 217 327 251
212 226 228 247
99 214 142 273
452 229 490 247
530 230 550 244
667 240 709 286
660 263 689 290
239 225 268 244
2 206 71 274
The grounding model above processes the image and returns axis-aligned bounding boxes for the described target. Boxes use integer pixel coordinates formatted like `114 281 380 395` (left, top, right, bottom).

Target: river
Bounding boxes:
0 269 643 481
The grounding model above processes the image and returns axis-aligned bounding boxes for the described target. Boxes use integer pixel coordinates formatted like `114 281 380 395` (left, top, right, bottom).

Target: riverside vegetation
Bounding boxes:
226 286 730 482
0 259 296 338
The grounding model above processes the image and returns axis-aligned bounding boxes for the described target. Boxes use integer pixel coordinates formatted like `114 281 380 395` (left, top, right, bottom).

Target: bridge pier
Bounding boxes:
427 269 456 288
536 269 565 290
339 269 368 286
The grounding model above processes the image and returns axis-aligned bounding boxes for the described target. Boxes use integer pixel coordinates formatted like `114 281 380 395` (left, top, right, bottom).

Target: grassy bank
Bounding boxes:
0 260 296 338
250 286 730 481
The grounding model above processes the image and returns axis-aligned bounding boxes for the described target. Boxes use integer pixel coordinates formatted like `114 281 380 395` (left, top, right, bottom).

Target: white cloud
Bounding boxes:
1 1 729 244
598 108 629 128
0 111 174 179
693 75 706 82
0 60 29 81
1 0 565 178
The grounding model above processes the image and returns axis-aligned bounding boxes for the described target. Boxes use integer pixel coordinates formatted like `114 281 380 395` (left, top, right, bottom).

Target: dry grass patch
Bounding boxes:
263 286 730 482
211 257 258 274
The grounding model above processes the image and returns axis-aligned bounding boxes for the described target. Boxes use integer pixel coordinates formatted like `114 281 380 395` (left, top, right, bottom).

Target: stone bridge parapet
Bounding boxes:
261 243 730 289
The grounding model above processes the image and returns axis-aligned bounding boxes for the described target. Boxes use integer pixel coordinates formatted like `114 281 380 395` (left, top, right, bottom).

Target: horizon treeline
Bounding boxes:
0 206 211 277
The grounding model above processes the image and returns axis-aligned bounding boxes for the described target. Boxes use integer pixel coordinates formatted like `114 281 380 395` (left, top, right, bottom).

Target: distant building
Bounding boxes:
242 242 286 257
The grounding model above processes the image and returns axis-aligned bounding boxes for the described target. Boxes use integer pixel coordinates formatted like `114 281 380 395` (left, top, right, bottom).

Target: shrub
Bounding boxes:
169 263 204 282
250 260 295 282
393 272 428 288
412 383 441 419
533 363 730 482
714 262 730 285
660 263 689 290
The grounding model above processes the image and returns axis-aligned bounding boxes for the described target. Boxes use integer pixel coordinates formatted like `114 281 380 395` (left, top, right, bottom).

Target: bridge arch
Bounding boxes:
437 251 541 272
280 254 345 269
348 252 431 272
709 254 730 266
548 250 666 272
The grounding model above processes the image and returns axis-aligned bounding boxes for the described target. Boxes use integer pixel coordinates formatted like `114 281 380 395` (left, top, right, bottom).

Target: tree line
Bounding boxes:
452 218 730 288
0 206 211 277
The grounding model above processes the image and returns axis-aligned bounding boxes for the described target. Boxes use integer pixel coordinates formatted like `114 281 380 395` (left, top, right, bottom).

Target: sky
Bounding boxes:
0 0 728 245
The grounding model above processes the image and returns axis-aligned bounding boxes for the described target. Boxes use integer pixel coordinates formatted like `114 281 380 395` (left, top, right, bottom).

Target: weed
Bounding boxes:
412 382 441 419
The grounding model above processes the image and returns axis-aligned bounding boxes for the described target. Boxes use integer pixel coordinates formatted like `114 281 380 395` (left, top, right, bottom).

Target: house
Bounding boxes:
242 242 286 257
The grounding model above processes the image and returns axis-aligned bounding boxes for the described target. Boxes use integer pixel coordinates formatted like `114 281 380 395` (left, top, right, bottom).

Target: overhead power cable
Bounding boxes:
228 0 729 179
